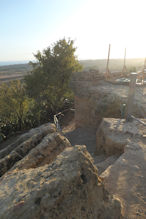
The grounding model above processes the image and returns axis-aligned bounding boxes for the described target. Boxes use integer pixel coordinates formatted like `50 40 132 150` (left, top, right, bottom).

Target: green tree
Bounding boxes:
25 38 82 115
0 80 34 130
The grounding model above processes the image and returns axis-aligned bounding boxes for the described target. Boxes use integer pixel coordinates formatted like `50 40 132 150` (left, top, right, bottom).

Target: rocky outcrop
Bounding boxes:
96 118 146 219
0 145 122 219
71 71 146 128
0 123 59 177
96 118 145 155
0 123 56 159
11 132 71 171
0 122 123 218
94 155 119 175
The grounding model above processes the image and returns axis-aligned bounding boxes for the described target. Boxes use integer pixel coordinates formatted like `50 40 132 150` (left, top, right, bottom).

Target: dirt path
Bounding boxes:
63 121 96 154
63 121 118 174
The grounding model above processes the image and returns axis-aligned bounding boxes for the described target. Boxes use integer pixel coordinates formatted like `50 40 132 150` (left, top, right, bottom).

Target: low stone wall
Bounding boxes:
71 71 146 128
74 96 97 127
74 94 122 128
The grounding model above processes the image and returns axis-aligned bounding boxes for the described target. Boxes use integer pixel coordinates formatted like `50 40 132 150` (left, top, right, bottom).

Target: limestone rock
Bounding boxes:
96 118 145 155
95 155 119 175
0 123 56 159
11 132 71 171
0 145 122 219
0 123 56 177
97 118 146 219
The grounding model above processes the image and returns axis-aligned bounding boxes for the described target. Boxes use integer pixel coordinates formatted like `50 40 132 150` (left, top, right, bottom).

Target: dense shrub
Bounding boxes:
0 39 81 142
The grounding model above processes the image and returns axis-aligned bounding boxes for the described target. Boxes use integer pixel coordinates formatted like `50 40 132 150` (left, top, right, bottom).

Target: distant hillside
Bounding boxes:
0 63 32 75
80 58 145 72
0 63 32 83
0 58 145 83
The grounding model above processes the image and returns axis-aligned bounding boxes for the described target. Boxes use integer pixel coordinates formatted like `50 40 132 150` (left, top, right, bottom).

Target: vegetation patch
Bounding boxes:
0 38 82 142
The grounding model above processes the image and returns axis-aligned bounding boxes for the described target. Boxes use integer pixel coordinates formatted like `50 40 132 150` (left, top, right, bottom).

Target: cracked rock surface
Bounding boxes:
0 124 122 219
97 118 146 219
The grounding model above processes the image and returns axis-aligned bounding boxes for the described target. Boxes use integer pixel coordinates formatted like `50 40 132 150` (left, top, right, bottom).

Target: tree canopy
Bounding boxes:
0 38 82 142
0 81 34 132
25 38 82 101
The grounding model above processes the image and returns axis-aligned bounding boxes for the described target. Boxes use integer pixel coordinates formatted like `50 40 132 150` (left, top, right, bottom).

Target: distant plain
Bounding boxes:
0 58 145 83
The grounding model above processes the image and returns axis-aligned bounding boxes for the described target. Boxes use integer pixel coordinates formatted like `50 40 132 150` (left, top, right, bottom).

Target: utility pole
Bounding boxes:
126 72 137 121
105 44 111 79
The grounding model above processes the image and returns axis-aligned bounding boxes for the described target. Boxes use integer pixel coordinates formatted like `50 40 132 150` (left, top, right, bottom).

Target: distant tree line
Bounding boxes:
0 38 82 142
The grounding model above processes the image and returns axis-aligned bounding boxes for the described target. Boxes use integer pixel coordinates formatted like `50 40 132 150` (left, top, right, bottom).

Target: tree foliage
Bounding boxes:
0 81 33 131
0 38 82 142
25 38 82 113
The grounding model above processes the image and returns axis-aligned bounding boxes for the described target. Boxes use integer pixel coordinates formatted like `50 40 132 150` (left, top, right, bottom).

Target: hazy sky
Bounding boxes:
0 0 146 61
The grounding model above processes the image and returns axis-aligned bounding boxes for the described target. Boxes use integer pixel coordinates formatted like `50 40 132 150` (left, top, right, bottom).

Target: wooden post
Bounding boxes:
142 58 146 82
126 72 137 121
122 48 127 75
105 44 111 79
124 48 126 67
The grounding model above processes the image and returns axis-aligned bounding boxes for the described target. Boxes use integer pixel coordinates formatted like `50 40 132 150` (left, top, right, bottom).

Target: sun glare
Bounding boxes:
43 0 146 60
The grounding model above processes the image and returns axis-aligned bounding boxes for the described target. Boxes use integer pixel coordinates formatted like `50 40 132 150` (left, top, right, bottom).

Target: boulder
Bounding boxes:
0 145 122 219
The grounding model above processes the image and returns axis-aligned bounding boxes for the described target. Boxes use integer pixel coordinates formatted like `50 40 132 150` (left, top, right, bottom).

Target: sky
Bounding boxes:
0 0 146 61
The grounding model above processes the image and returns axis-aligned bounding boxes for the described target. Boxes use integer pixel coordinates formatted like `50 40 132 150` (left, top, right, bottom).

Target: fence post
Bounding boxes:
126 72 137 121
105 44 111 79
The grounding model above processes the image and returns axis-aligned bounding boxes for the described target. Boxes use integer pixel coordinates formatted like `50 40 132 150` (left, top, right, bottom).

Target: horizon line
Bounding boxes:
0 57 146 67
